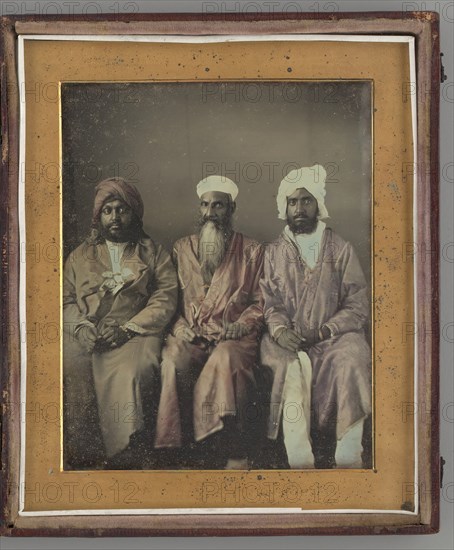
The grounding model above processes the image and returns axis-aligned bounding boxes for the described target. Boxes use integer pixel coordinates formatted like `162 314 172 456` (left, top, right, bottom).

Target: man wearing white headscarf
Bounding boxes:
155 176 264 469
260 165 371 469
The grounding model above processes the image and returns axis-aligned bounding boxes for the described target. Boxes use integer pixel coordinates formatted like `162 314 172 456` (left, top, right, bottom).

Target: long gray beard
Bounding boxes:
198 221 228 286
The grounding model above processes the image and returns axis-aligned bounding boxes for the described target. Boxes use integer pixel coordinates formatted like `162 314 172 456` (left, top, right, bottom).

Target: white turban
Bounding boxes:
277 164 329 220
196 175 239 201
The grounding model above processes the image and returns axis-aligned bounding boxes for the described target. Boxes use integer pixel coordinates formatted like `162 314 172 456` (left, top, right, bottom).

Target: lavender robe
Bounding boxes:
155 232 264 448
260 228 371 441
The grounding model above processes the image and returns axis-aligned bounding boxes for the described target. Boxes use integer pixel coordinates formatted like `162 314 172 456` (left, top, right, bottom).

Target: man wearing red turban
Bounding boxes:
63 177 178 469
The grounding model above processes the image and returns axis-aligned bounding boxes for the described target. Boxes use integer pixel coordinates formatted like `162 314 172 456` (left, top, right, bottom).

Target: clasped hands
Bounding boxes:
76 320 132 353
274 326 326 353
175 322 252 344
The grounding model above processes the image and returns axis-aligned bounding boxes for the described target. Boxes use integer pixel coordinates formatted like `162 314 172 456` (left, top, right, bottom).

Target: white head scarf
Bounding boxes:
277 164 329 220
196 175 239 201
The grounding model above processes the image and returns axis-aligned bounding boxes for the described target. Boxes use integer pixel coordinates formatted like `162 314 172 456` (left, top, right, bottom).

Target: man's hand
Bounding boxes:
295 327 321 352
275 327 306 353
174 325 197 343
76 324 98 353
221 322 251 340
319 325 332 341
96 321 130 350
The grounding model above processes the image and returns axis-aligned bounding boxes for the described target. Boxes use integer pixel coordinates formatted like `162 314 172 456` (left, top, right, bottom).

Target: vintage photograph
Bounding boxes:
1 10 440 534
61 80 373 471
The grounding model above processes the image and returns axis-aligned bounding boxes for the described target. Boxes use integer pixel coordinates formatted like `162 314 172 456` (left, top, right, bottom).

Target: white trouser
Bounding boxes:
335 418 365 469
281 351 314 469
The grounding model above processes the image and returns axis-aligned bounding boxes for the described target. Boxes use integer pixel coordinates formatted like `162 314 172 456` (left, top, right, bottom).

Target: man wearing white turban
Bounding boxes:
155 175 264 469
260 165 371 469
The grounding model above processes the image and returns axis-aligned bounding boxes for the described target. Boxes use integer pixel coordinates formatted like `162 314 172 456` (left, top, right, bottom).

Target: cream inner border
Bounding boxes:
17 33 418 517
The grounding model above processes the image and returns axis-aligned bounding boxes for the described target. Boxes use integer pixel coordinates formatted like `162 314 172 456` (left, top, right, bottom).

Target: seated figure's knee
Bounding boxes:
211 341 256 377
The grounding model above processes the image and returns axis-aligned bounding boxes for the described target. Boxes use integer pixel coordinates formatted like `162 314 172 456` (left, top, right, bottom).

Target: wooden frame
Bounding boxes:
0 12 440 536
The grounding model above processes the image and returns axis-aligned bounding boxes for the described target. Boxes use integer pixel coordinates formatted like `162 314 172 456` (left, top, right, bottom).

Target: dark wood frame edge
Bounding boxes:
0 11 441 537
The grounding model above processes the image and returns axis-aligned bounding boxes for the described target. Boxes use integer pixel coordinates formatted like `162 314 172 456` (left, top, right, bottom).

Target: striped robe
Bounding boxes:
155 232 264 449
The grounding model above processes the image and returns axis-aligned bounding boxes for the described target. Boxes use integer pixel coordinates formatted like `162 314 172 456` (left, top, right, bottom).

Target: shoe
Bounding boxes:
225 457 249 470
104 446 141 470
104 429 154 470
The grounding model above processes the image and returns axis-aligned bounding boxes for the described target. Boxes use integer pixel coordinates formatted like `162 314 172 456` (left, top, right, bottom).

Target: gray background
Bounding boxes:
2 0 452 549
62 81 372 284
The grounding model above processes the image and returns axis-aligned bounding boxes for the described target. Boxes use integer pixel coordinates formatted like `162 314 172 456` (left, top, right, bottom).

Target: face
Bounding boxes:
100 199 134 242
286 187 319 234
199 191 235 228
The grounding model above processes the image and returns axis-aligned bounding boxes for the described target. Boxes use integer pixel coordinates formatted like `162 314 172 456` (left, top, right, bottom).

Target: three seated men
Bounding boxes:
64 168 371 470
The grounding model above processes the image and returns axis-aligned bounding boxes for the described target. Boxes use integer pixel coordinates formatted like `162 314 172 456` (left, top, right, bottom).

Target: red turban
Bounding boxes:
92 177 144 226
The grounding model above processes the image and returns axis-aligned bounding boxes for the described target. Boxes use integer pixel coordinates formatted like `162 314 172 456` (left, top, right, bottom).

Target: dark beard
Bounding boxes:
198 218 232 286
288 217 318 235
99 218 141 243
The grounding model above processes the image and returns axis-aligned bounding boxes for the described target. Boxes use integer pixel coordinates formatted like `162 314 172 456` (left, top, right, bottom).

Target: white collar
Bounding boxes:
105 239 127 248
105 240 128 272
284 220 326 269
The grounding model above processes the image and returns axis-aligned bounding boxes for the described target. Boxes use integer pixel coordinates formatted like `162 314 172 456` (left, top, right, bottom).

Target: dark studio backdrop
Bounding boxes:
62 81 372 283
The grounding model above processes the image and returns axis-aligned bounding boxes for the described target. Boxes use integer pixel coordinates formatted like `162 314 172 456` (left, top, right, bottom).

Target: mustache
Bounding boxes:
197 215 231 230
